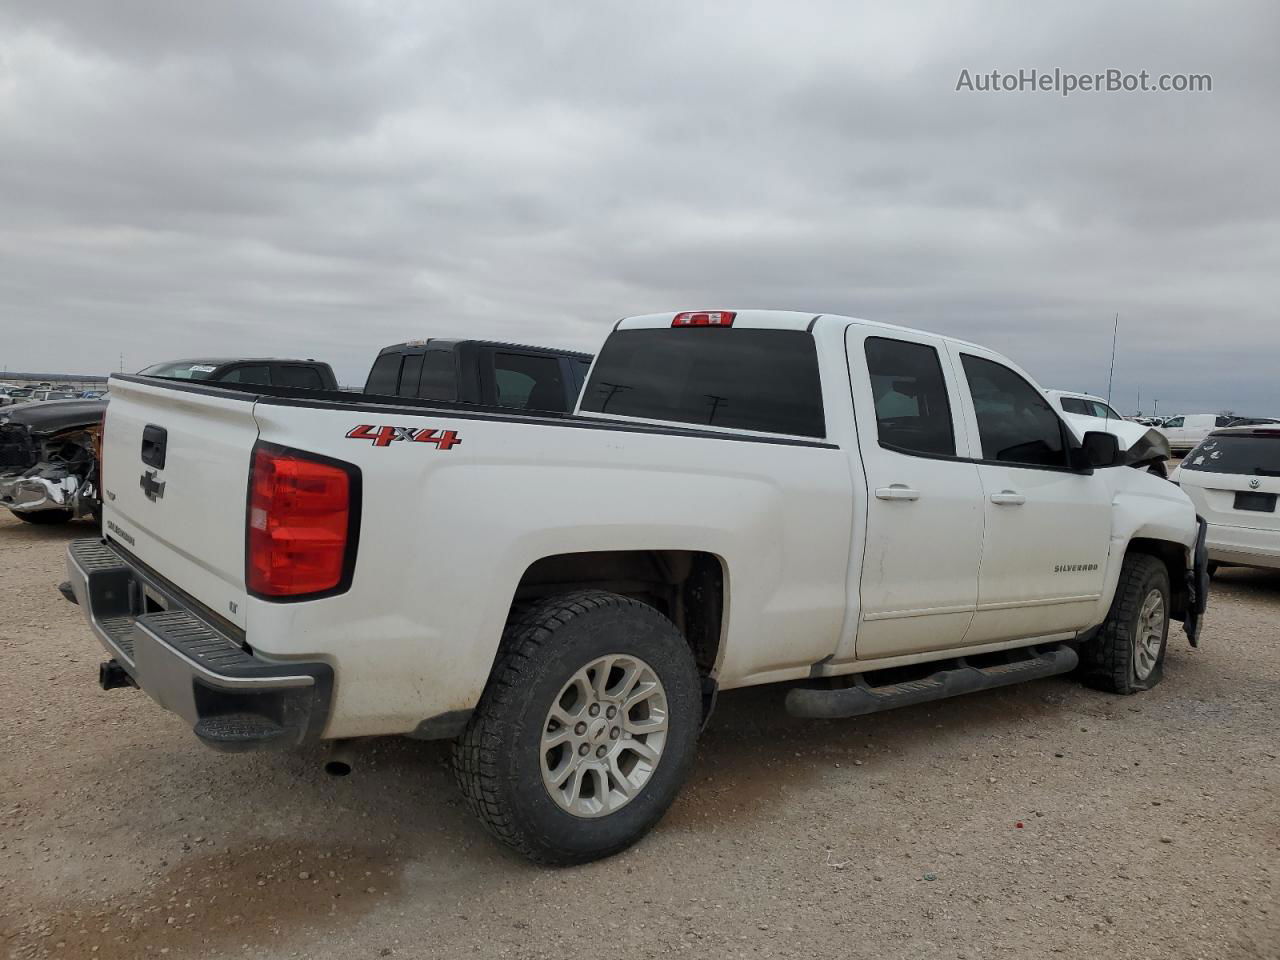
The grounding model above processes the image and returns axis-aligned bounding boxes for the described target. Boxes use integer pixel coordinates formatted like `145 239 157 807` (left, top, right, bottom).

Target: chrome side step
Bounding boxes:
785 644 1079 720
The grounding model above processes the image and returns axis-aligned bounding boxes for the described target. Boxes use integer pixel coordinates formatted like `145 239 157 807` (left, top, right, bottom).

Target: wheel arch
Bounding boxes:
509 549 728 681
1123 537 1189 622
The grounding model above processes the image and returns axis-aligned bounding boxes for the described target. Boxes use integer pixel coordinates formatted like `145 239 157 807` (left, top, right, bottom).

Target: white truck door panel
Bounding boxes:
845 328 985 659
949 347 1111 644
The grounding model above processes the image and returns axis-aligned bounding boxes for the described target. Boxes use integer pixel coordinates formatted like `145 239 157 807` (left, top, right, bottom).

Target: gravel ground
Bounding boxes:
2 511 1277 960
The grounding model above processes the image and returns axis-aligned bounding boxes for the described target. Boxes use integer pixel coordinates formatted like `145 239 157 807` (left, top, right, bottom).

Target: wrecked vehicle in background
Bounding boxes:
0 397 106 524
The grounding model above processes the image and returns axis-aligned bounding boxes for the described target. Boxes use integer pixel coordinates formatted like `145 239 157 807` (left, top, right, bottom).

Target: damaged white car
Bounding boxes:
1045 390 1172 477
0 398 105 524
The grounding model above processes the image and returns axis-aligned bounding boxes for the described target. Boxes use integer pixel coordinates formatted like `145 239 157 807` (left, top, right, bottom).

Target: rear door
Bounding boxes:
949 346 1112 644
847 328 985 659
101 378 259 629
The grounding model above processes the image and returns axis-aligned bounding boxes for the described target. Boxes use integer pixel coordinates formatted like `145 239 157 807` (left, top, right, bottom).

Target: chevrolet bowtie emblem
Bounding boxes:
140 470 166 502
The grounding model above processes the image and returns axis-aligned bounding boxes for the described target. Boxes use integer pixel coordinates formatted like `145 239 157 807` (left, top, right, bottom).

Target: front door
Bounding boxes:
950 347 1112 644
847 329 985 659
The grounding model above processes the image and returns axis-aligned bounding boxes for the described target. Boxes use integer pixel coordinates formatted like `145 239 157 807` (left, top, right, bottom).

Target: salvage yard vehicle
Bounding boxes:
139 357 339 390
1045 389 1172 477
1173 425 1280 573
63 310 1209 865
365 339 592 413
1 398 105 523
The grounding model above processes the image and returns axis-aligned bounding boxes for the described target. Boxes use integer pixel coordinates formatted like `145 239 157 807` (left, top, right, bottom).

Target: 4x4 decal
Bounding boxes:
346 424 462 450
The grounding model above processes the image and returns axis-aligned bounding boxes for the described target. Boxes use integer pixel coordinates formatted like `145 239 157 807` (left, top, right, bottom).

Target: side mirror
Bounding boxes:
1077 431 1122 470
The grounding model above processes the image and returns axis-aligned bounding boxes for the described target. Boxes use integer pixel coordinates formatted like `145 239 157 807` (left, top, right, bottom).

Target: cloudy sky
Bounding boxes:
2 1 1276 414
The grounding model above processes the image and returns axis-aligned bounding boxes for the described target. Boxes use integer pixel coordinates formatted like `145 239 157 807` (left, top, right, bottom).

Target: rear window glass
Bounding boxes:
276 365 325 389
580 328 825 437
218 365 271 385
493 353 567 411
1182 435 1280 476
139 361 221 380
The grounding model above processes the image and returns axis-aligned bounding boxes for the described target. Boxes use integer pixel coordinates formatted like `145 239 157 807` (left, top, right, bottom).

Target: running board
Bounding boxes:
784 644 1079 720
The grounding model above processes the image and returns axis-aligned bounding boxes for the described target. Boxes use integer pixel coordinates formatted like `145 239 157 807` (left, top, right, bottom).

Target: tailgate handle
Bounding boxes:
141 425 168 470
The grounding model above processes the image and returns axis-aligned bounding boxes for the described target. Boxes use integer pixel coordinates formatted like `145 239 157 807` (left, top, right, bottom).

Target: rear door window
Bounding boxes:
397 354 425 397
580 328 826 437
863 337 955 457
493 353 567 411
365 353 402 395
418 351 456 401
961 355 1068 468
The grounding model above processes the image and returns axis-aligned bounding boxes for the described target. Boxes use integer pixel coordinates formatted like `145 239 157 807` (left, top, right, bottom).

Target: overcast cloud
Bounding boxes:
1 0 1276 413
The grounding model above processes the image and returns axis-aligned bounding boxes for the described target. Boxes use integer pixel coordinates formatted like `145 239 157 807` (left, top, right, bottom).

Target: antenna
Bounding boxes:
1104 313 1119 429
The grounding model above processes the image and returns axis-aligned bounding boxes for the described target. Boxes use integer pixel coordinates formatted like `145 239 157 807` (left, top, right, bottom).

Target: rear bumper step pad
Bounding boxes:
785 644 1079 720
64 537 333 752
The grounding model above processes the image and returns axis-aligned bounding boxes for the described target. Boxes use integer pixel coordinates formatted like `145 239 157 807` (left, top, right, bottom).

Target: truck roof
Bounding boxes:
617 310 988 350
375 339 593 360
153 357 327 365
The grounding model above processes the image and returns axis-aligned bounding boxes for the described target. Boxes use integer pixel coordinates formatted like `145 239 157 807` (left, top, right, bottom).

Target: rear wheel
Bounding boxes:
452 590 701 865
11 509 75 525
1080 553 1170 694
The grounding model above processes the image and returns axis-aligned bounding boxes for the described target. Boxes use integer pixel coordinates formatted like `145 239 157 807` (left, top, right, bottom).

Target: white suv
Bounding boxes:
1173 425 1280 573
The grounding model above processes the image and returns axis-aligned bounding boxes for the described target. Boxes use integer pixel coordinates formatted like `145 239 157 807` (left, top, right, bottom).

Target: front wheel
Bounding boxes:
452 590 702 865
1080 553 1170 694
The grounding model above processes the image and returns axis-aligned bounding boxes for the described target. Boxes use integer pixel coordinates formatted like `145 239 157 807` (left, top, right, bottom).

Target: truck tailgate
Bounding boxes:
100 378 259 629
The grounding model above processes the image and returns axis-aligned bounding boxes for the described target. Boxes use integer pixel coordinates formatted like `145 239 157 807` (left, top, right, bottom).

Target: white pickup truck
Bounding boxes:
64 310 1208 864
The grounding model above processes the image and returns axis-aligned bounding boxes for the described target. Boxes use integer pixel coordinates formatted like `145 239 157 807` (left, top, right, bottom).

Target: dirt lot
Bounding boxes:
1 512 1277 960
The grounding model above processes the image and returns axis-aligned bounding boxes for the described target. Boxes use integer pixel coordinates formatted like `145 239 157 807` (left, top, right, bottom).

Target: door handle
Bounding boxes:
875 484 920 502
990 490 1026 506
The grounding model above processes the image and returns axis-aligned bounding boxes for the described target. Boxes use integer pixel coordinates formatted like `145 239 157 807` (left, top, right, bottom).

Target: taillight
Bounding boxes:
246 444 359 599
672 310 736 328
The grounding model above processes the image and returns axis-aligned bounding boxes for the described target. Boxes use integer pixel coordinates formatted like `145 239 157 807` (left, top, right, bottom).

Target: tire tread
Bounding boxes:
452 590 689 864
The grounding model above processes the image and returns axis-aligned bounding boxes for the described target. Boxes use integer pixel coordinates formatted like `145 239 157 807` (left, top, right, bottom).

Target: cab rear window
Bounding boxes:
1182 435 1280 475
580 328 825 437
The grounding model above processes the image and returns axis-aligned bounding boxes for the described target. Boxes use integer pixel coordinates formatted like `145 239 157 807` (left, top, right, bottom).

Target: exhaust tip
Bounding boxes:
323 739 357 777
323 758 353 777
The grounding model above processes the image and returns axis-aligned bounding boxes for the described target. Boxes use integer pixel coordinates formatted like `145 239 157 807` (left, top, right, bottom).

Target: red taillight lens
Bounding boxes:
672 310 736 328
247 446 357 598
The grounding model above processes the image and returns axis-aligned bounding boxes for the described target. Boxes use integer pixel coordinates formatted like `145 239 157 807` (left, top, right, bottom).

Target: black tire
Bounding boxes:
11 509 75 525
1080 553 1170 694
1207 562 1220 580
1145 461 1169 479
452 590 701 866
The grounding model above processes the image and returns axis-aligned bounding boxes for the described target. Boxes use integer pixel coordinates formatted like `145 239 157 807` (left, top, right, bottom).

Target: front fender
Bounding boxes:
1093 478 1198 624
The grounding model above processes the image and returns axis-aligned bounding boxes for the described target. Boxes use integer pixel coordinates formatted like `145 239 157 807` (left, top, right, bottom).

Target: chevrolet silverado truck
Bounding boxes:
63 310 1209 865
